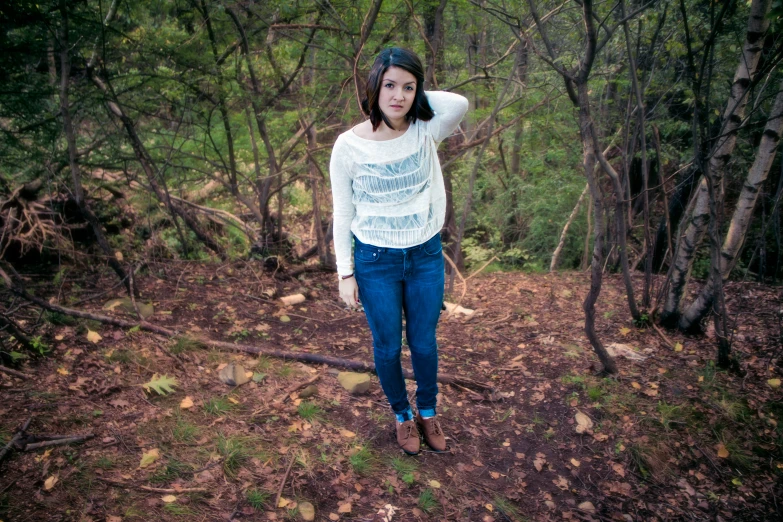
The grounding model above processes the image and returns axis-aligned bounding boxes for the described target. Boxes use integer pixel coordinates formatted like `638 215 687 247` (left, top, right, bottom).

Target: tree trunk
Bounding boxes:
679 81 783 330
661 0 771 326
577 84 618 375
58 0 130 295
87 72 226 259
550 185 588 272
621 0 652 308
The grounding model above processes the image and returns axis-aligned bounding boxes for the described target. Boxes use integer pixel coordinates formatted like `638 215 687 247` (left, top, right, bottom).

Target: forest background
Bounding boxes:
1 0 783 520
2 0 783 338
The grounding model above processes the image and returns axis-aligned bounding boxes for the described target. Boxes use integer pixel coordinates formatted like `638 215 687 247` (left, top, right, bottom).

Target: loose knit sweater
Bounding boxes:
329 91 469 276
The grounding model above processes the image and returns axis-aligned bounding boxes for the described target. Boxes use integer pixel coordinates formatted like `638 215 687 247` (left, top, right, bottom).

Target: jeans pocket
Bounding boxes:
355 246 381 263
422 234 442 256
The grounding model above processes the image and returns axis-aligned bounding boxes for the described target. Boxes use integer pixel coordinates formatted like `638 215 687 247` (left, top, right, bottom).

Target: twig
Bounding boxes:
271 374 321 406
0 365 32 380
274 454 296 510
98 478 208 494
650 320 675 350
24 434 94 451
0 417 32 466
466 256 499 281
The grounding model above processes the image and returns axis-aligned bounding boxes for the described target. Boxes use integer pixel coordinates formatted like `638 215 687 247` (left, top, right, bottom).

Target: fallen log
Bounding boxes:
0 265 495 394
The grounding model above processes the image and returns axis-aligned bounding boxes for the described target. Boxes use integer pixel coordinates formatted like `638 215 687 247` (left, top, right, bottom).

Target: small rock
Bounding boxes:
298 385 319 399
219 363 250 386
298 501 315 521
337 372 371 394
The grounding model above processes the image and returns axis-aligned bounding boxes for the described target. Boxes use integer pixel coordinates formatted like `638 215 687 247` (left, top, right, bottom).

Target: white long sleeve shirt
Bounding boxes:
329 91 469 276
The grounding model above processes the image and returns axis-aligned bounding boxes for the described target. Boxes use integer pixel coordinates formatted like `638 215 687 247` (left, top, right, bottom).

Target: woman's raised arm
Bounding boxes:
424 91 469 144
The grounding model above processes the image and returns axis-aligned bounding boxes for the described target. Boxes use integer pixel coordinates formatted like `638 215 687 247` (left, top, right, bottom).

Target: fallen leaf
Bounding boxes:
44 475 58 491
329 514 339 521
55 334 64 341
717 443 729 458
161 495 177 503
278 497 290 508
674 342 683 352
631 382 641 389
180 396 194 409
87 329 102 344
280 315 291 323
578 501 596 513
485 504 493 512
429 480 441 488
339 429 356 439
768 379 781 388
139 448 160 468
570 458 581 467
619 327 631 336
338 502 352 514
489 471 500 479
56 367 69 376
553 476 569 490
575 411 593 434
533 455 546 472
142 374 177 395
612 463 625 477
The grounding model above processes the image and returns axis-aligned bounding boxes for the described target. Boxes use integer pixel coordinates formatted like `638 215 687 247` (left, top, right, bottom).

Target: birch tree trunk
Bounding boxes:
678 81 783 330
550 185 588 272
661 0 771 326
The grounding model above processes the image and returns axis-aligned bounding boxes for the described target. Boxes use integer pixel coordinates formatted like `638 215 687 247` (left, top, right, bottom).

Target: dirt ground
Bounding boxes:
0 261 781 522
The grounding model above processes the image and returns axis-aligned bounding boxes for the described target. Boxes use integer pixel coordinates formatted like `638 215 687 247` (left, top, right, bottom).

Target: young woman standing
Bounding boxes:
330 47 468 455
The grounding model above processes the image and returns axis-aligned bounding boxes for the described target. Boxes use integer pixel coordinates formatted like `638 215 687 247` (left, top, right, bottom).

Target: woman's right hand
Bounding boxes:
339 277 360 309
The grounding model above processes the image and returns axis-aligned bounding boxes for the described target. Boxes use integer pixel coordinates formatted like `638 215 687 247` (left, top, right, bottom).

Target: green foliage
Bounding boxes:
296 401 323 422
417 489 438 514
246 489 270 510
348 445 374 475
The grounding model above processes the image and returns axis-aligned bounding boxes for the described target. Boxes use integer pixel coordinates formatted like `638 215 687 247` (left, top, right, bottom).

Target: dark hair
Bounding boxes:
361 47 434 131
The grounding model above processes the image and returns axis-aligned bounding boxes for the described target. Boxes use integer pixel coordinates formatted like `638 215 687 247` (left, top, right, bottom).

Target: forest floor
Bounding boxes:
0 262 781 522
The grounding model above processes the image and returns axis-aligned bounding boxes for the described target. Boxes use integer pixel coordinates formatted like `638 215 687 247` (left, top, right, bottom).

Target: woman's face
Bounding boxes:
378 66 417 123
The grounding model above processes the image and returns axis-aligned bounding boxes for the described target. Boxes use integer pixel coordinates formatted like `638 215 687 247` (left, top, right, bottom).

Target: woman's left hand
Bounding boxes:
339 277 360 309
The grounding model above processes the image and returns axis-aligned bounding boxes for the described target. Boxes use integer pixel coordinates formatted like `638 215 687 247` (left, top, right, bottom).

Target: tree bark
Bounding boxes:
679 81 783 330
621 0 652 308
58 0 130 295
661 0 771 325
551 185 588 272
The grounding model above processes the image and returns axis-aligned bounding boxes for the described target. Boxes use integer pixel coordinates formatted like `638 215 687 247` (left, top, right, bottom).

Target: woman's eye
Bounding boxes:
405 86 414 91
384 83 393 88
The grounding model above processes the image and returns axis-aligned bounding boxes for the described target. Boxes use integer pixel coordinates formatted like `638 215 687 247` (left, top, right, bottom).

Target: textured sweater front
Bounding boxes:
329 91 469 276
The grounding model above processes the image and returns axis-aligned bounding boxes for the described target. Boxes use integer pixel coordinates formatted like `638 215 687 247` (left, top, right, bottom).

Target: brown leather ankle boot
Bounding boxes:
416 413 447 452
396 419 420 455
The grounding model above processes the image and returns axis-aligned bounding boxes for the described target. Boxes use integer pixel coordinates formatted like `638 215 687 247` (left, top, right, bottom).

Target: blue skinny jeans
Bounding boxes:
353 233 444 421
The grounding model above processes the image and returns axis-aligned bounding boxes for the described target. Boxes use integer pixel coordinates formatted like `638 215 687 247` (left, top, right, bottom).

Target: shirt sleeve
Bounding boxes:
329 135 355 276
425 91 469 144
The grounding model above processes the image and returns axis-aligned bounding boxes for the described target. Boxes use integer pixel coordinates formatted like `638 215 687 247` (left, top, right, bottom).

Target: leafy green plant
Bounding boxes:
246 489 270 510
297 401 323 422
417 489 438 514
391 457 417 485
170 336 205 354
349 445 374 475
216 434 251 478
203 396 235 416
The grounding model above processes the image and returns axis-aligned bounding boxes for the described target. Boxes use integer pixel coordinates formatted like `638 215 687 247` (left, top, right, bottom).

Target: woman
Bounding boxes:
330 47 468 455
